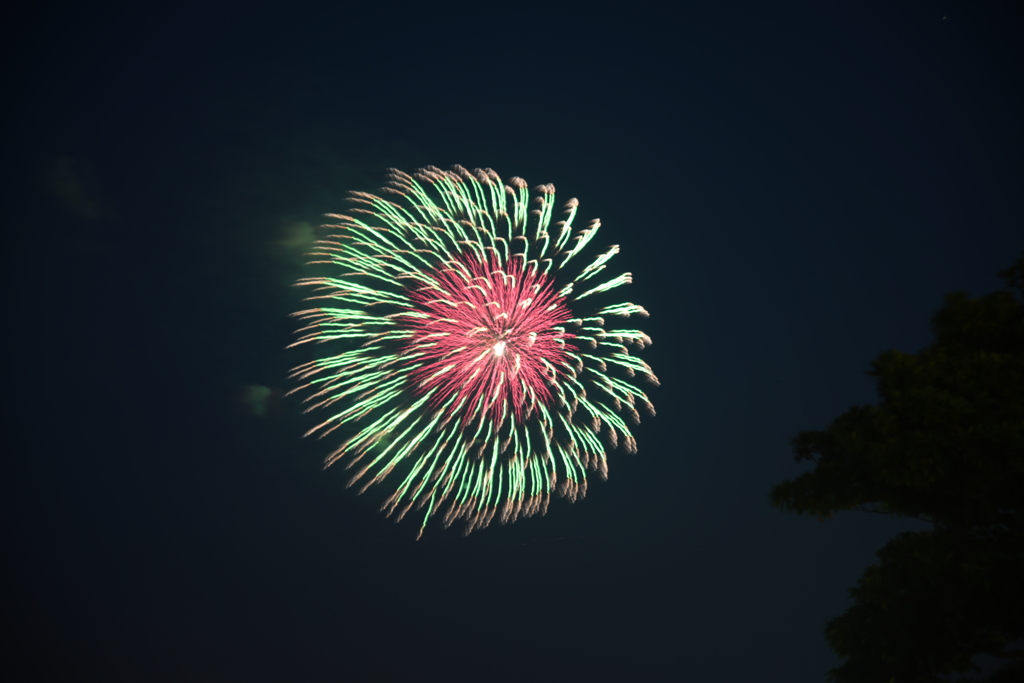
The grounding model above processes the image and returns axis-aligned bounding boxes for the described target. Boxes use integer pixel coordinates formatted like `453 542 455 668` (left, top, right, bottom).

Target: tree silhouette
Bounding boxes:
772 257 1024 682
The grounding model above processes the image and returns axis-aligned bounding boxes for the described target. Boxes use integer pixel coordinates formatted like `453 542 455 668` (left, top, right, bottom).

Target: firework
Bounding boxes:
289 166 657 537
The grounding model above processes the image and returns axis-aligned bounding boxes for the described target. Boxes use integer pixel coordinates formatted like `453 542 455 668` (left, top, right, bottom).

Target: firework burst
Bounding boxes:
289 166 657 537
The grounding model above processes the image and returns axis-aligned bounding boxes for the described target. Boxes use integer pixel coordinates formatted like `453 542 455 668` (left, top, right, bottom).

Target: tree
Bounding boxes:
771 256 1024 682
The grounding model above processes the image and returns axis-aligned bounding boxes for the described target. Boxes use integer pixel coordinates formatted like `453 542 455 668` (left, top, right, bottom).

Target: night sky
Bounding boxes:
6 2 1022 681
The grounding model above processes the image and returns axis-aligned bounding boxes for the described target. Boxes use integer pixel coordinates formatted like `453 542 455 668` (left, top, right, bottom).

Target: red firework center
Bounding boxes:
401 255 576 423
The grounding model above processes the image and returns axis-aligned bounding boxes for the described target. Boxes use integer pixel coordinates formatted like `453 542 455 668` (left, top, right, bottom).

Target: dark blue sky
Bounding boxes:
6 1 1022 681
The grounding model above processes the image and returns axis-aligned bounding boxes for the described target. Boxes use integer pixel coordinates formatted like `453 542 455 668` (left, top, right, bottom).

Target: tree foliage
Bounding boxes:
772 257 1024 682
